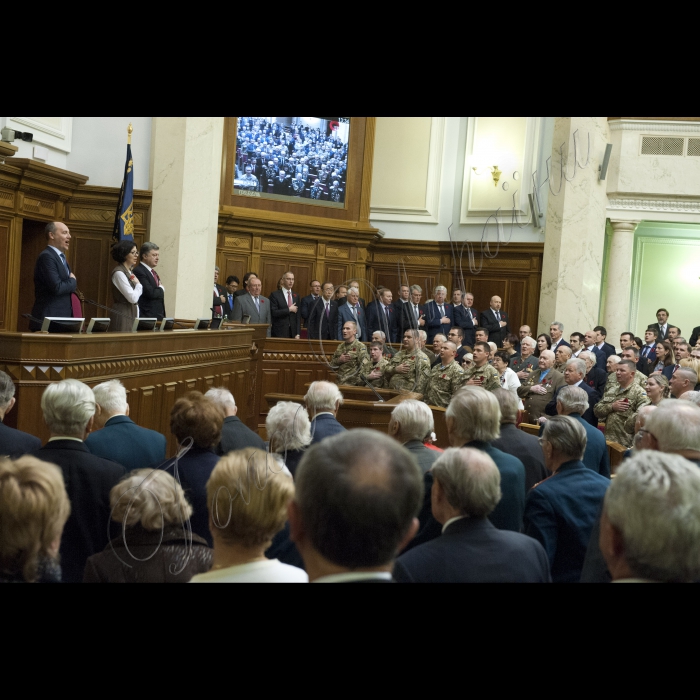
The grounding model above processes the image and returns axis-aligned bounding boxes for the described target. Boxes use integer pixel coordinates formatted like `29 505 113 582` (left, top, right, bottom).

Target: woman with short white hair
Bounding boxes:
84 469 213 584
266 402 312 477
389 400 438 474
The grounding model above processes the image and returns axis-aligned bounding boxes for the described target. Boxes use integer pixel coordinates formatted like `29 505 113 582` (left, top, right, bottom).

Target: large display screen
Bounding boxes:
234 117 350 207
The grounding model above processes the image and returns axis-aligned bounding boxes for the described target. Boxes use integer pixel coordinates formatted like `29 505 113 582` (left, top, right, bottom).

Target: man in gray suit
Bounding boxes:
232 276 271 337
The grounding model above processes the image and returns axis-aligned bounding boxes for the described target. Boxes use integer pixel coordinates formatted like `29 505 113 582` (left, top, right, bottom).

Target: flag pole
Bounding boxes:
112 123 132 241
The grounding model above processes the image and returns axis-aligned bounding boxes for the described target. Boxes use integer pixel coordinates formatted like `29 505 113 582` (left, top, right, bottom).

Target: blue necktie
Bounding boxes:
60 253 69 271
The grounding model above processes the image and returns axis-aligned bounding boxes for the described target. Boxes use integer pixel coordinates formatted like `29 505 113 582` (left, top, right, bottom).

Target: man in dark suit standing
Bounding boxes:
133 242 166 320
394 448 551 584
0 371 41 458
85 380 167 472
270 271 301 339
639 328 659 375
425 286 454 345
205 388 266 455
337 288 368 341
594 326 616 358
454 297 477 349
366 289 399 344
480 296 510 347
649 309 671 342
32 380 125 583
305 382 347 445
30 221 78 331
545 358 600 427
401 285 426 337
307 282 339 340
222 276 239 321
550 322 571 352
300 280 322 326
212 267 227 319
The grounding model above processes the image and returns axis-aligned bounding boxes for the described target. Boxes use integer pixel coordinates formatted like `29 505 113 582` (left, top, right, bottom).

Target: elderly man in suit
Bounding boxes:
32 380 126 583
524 416 610 583
401 285 426 337
85 380 167 472
205 388 265 455
0 371 41 458
545 358 600 427
518 350 565 422
453 297 477 349
305 382 346 445
288 430 423 583
337 288 368 341
425 286 454 345
232 277 271 337
481 296 510 347
30 222 78 331
270 271 301 339
133 242 166 320
394 448 551 584
307 282 339 341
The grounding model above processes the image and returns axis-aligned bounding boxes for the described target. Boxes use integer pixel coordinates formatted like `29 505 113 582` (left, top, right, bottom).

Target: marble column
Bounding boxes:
538 117 611 336
603 220 639 349
149 117 225 320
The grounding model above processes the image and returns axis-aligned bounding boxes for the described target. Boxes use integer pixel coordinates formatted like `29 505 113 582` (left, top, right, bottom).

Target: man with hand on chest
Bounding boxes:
270 271 301 339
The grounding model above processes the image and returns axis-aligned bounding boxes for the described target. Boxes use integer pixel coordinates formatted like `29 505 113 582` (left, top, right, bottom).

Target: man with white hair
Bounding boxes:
85 380 167 471
580 350 607 397
394 448 551 584
205 387 265 455
0 370 41 458
446 387 526 533
418 331 435 364
32 379 125 583
425 286 454 345
643 401 700 467
524 416 610 583
545 358 600 427
600 453 700 583
550 322 570 352
337 288 368 341
518 349 565 422
304 381 346 445
670 368 698 400
389 400 440 475
512 336 538 377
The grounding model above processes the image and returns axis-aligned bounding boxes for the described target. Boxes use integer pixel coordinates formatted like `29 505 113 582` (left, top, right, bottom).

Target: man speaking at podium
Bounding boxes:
30 222 78 331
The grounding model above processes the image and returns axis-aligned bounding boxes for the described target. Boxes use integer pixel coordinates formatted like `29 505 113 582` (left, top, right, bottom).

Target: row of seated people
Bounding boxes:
234 168 345 203
2 372 699 585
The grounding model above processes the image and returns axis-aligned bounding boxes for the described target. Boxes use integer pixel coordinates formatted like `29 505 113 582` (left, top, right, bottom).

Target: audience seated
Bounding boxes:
205 388 266 455
446 387 526 532
191 449 308 583
305 382 346 444
491 389 548 491
289 430 423 583
0 457 71 583
85 380 167 472
600 452 700 583
524 416 610 583
0 371 41 458
84 469 213 584
394 448 551 583
267 401 312 477
33 379 126 583
157 392 223 547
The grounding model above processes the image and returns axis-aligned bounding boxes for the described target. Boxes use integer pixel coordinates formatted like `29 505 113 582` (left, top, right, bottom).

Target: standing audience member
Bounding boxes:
0 371 41 458
554 345 573 372
383 330 430 395
462 342 501 391
157 392 223 547
453 293 477 348
670 368 698 400
600 453 700 583
425 286 454 345
446 387 526 532
535 334 552 358
367 289 399 344
580 350 607 396
638 329 659 375
289 430 423 583
85 380 167 472
191 449 308 584
513 336 538 377
205 388 265 455
232 277 271 335
584 330 607 370
300 280 322 325
492 389 548 492
492 351 523 409
133 242 166 320
653 340 677 380
223 276 239 321
645 375 670 406
650 309 671 342
524 416 610 583
331 321 369 385
502 334 520 365
33 380 125 583
425 342 466 409
270 271 301 339
305 382 346 444
402 285 426 337
518 350 565 422
594 326 616 358
481 296 511 347
84 470 213 584
337 289 368 341
109 240 143 332
361 341 390 387
307 282 339 341
0 457 71 584
267 402 312 477
550 322 569 351
569 332 586 358
545 358 600 427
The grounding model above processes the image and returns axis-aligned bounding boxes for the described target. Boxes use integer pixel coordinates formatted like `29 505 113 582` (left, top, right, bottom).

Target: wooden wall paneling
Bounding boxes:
73 234 106 318
324 264 350 287
0 216 10 328
507 280 527 334
138 386 159 432
160 381 180 455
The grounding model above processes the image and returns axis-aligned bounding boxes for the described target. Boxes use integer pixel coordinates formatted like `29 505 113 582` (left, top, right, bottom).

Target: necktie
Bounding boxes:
228 295 234 311
414 305 419 320
287 291 293 308
60 253 69 271
152 270 160 286
497 311 501 322
325 303 330 319
439 305 444 317
385 306 390 322
255 297 260 313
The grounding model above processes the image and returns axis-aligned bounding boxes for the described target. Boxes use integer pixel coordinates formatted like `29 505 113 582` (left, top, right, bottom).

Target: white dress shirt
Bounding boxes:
191 559 308 584
442 516 468 534
315 572 393 584
114 270 143 317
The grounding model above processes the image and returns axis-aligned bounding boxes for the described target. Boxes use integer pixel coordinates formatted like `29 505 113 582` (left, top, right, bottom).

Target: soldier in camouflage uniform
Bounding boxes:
384 329 431 396
331 320 369 386
358 341 389 388
594 360 651 448
425 342 465 408
517 350 565 421
462 342 501 392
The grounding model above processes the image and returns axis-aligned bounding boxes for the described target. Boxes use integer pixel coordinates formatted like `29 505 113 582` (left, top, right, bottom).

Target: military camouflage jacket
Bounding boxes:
426 361 466 408
594 380 651 448
331 340 369 386
384 349 431 394
358 357 389 388
462 363 501 392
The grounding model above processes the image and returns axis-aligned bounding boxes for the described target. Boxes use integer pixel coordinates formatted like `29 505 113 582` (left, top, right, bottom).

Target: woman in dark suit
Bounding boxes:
109 240 143 332
653 341 678 380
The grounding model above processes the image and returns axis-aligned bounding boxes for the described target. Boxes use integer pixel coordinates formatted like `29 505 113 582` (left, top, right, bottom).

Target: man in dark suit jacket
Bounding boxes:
0 373 41 458
307 287 339 341
270 271 301 338
133 243 166 320
584 331 608 371
524 416 610 583
30 222 78 331
649 309 671 342
366 291 399 344
424 287 454 345
638 329 659 375
395 447 550 584
33 379 126 583
299 281 322 325
594 326 616 359
305 381 347 446
690 326 700 349
545 359 600 427
454 304 477 348
337 289 368 341
205 388 266 455
401 289 426 337
480 296 511 347
212 268 227 319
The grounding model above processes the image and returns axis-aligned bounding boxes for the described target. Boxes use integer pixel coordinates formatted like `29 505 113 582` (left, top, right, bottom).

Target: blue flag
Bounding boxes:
117 144 135 241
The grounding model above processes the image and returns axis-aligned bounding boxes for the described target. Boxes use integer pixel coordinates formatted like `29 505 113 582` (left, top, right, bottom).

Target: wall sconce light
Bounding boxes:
472 164 503 187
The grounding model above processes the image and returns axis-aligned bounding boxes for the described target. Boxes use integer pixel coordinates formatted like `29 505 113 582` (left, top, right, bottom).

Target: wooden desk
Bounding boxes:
0 326 267 455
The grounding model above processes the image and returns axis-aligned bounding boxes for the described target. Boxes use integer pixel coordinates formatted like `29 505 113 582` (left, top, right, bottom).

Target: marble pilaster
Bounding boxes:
149 117 225 320
539 117 611 336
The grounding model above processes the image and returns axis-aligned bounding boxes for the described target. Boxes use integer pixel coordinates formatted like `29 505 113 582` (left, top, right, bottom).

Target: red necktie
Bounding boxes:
152 270 160 286
287 291 293 308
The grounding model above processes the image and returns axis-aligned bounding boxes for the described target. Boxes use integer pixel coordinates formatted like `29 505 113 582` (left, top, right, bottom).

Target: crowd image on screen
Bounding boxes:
234 117 349 204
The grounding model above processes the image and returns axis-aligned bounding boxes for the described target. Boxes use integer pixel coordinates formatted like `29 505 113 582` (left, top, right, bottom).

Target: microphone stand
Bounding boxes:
358 374 385 403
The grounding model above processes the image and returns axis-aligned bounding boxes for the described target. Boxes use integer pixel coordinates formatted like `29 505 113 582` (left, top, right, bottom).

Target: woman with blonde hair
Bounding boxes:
0 457 71 584
84 470 213 584
191 449 308 583
645 374 670 406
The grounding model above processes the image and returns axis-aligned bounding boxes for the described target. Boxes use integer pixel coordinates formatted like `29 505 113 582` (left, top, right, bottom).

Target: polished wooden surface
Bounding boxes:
0 327 260 455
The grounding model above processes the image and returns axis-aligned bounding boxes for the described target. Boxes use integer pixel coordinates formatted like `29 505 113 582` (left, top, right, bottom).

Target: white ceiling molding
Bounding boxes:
609 120 700 134
6 117 73 153
370 116 445 223
608 193 700 224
